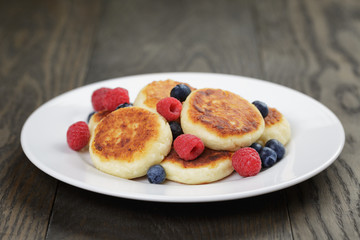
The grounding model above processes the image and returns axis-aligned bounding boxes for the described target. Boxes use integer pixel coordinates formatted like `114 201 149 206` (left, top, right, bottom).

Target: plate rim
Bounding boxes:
20 72 346 202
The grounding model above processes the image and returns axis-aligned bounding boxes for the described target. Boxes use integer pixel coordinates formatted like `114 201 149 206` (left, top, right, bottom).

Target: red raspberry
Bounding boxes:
232 147 262 177
156 97 182 121
102 87 130 111
91 87 111 111
174 134 204 160
66 121 90 151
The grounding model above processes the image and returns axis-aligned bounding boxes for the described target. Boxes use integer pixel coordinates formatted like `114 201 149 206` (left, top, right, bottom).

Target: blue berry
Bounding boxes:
252 100 268 118
169 121 183 140
116 102 133 109
87 111 96 123
170 84 191 102
250 142 262 154
265 139 285 160
260 147 277 168
147 165 166 184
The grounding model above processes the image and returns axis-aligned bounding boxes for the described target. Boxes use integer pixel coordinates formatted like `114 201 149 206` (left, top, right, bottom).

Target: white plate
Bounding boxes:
21 72 345 202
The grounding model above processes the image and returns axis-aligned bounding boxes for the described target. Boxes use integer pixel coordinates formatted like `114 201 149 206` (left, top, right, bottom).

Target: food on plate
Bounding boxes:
252 100 269 118
102 87 130 111
181 88 265 151
173 134 205 161
66 121 90 151
256 107 291 146
250 138 286 168
160 147 234 184
156 97 182 121
88 110 111 135
232 147 261 177
170 84 192 102
91 87 111 111
89 107 172 179
147 164 166 184
169 121 183 140
91 87 129 111
133 79 194 112
66 80 292 184
259 146 278 168
265 139 286 160
249 142 262 154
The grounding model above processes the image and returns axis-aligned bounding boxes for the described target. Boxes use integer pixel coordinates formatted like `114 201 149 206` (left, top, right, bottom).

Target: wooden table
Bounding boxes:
1 0 359 239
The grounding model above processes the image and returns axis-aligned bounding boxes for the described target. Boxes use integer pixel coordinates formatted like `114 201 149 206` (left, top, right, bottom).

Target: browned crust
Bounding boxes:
91 108 160 162
92 110 111 123
187 89 263 137
143 79 195 108
264 107 283 126
162 147 233 169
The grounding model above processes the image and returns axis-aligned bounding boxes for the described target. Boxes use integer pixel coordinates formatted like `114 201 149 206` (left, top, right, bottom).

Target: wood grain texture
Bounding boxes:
47 0 292 239
0 0 102 239
47 184 291 240
1 0 359 239
85 0 263 83
254 0 360 239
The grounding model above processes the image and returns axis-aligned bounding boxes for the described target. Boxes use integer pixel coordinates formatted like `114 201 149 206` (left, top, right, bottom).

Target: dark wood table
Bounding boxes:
2 0 359 239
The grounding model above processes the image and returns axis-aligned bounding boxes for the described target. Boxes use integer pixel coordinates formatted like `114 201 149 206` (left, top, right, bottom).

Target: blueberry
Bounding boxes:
147 165 166 184
252 100 269 118
87 111 96 123
250 142 262 154
260 147 277 168
116 102 133 109
169 121 183 140
265 139 285 160
170 84 191 102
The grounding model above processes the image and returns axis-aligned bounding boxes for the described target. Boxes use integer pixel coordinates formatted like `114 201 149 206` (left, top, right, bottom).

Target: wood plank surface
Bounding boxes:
0 0 102 239
85 0 264 83
47 0 292 239
47 185 291 240
255 0 360 239
1 0 359 239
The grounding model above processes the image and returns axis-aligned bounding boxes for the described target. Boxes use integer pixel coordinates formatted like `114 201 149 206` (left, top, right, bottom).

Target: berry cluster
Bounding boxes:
156 85 205 161
156 84 192 122
91 87 130 111
66 83 288 185
232 139 286 177
251 139 285 168
231 99 284 178
147 84 204 183
155 85 199 148
91 87 111 111
67 87 132 152
229 99 287 177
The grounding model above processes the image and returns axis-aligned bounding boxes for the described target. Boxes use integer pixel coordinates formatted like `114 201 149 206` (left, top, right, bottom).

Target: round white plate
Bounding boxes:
21 72 345 202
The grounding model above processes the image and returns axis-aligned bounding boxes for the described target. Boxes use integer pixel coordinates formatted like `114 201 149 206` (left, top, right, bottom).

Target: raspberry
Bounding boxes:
174 134 204 160
91 87 111 111
232 147 262 177
102 87 130 111
66 121 90 151
156 97 182 121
